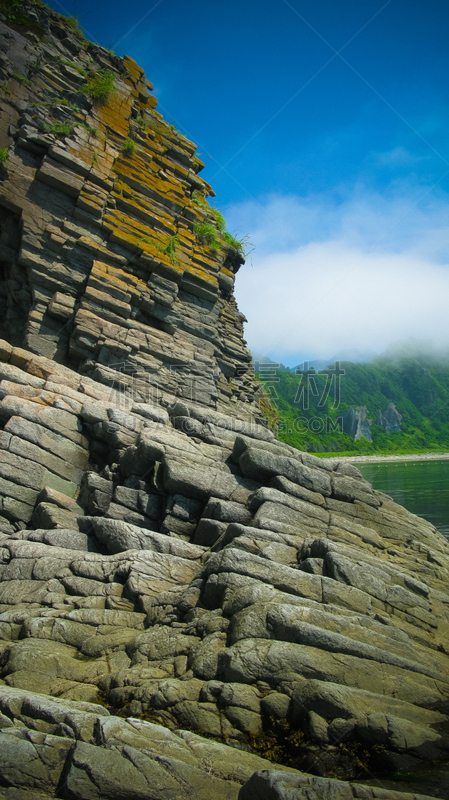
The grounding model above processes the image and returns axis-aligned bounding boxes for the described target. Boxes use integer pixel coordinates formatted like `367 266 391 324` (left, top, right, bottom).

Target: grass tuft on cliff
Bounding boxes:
0 0 45 35
194 222 221 251
192 191 246 254
81 70 116 103
122 139 137 155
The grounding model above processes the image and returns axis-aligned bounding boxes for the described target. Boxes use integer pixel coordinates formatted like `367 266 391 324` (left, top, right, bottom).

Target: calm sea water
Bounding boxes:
357 459 449 540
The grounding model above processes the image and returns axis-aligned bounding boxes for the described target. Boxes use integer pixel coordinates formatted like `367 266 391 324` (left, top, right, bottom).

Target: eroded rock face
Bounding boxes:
0 6 448 800
0 340 448 795
0 7 260 422
377 403 402 433
338 407 372 442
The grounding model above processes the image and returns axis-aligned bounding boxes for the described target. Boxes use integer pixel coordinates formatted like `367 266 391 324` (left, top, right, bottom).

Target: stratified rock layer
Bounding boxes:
0 5 448 800
0 339 448 795
0 8 259 421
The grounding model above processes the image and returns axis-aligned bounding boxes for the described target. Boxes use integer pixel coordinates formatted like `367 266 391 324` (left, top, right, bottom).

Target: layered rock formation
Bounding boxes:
0 4 258 420
0 5 448 800
377 403 402 434
338 407 373 442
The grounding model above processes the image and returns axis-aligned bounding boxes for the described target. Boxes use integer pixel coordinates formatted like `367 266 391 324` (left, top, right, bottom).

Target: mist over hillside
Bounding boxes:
256 342 449 455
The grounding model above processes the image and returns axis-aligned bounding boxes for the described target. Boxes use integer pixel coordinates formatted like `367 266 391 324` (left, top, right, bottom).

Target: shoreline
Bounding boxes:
324 452 449 465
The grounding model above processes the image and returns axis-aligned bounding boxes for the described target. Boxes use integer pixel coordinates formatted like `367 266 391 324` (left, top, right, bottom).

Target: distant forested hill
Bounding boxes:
262 349 449 455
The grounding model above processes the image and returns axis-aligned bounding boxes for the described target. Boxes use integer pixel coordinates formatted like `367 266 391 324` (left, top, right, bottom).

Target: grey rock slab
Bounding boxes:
331 475 380 508
219 639 447 704
0 396 87 446
2 432 84 484
225 705 262 735
131 402 170 425
22 616 101 649
231 435 302 465
328 515 384 550
239 445 332 496
291 679 445 729
64 608 145 628
3 416 88 467
163 456 259 503
0 686 110 723
263 608 443 679
205 549 323 602
249 487 329 524
260 542 299 565
218 682 261 713
0 731 72 792
322 551 434 625
189 631 228 680
37 487 82 514
36 156 84 198
0 475 38 507
238 770 438 800
104 502 155 529
270 475 326 507
194 518 228 547
166 494 203 521
217 523 304 552
0 363 45 389
125 551 200 598
175 728 285 785
173 699 237 739
41 529 94 551
203 497 252 524
307 710 329 743
60 576 124 597
202 569 316 619
95 715 197 763
0 580 48 605
152 677 204 709
260 692 291 721
4 539 87 563
130 626 199 662
253 501 329 538
85 518 205 559
80 630 142 658
0 448 46 492
32 502 79 528
380 714 449 758
331 461 364 480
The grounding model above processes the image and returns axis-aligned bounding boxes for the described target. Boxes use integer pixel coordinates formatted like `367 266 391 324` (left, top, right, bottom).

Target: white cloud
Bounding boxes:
230 184 449 364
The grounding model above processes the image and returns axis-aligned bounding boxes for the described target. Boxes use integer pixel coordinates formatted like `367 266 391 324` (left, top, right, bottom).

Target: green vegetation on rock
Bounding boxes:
122 139 137 155
191 192 246 255
0 0 44 33
194 221 221 251
81 70 116 103
43 120 75 138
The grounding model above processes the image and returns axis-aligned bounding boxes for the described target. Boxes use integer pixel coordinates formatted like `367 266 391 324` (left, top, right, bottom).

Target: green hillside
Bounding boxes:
262 349 449 456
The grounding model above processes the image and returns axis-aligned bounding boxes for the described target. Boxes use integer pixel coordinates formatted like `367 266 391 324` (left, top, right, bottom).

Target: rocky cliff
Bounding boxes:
339 407 373 442
377 404 402 434
0 5 448 800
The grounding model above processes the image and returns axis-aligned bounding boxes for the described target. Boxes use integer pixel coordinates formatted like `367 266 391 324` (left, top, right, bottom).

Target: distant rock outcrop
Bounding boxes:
338 406 372 441
377 402 402 433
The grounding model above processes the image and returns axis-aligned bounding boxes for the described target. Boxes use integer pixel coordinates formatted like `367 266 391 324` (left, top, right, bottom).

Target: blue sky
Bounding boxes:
46 0 449 366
